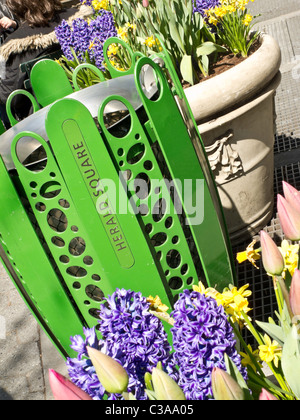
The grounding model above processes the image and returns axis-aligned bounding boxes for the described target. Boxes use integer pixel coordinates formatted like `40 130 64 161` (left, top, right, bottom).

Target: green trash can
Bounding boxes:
0 49 236 358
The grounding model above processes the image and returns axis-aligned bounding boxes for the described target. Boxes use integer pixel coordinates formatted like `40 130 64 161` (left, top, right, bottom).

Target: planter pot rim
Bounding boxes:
185 32 282 123
197 71 281 134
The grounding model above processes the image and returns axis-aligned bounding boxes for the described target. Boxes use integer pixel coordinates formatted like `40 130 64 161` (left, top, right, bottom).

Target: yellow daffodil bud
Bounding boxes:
87 347 129 394
152 368 186 400
211 367 245 400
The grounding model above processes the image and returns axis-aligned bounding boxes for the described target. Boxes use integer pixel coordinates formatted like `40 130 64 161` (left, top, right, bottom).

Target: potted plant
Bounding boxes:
55 0 281 243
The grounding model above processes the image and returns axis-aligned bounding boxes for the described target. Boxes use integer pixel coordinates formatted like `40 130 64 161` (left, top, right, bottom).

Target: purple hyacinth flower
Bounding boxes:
171 289 247 400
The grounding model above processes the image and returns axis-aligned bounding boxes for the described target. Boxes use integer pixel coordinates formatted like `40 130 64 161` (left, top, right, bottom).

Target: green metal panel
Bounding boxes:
134 57 236 290
45 99 174 302
30 59 73 107
97 95 204 299
0 156 83 358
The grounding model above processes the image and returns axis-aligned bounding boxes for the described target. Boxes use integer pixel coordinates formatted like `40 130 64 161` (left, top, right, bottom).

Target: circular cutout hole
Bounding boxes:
144 160 153 171
152 198 167 222
40 181 61 199
59 199 70 209
134 172 150 200
59 255 70 264
89 308 101 319
103 100 131 138
83 256 94 266
166 249 181 269
71 225 79 232
47 209 68 232
69 237 86 256
139 64 161 101
107 41 132 72
72 281 81 290
151 232 167 247
165 217 173 229
16 137 47 172
181 263 188 275
92 274 101 281
51 236 65 248
30 181 37 189
127 143 146 165
117 148 124 156
172 236 179 244
169 276 183 291
85 285 105 302
67 266 87 278
35 202 46 212
186 277 194 286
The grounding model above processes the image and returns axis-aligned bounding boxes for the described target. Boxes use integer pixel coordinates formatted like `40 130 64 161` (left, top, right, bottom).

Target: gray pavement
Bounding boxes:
1 0 300 400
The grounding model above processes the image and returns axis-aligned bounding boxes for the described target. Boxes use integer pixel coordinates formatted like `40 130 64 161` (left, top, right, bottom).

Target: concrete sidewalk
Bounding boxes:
1 0 300 400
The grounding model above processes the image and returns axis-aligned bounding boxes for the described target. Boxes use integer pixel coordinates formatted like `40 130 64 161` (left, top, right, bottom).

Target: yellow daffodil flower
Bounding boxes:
258 334 282 367
144 35 156 48
92 0 110 11
193 282 252 327
242 13 253 26
147 295 169 313
240 344 262 372
107 43 119 56
236 240 261 269
117 26 128 41
279 239 299 278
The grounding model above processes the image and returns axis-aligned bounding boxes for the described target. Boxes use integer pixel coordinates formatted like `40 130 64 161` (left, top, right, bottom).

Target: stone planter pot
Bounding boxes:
185 33 282 244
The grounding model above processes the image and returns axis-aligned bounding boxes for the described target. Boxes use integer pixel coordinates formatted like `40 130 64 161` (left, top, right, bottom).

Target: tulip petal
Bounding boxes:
87 346 129 394
277 195 300 241
259 388 278 400
152 368 186 400
260 230 284 276
282 181 300 214
211 367 245 400
49 369 92 400
290 269 300 317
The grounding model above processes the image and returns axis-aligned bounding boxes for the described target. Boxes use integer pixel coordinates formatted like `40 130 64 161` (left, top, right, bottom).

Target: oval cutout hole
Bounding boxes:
67 266 87 278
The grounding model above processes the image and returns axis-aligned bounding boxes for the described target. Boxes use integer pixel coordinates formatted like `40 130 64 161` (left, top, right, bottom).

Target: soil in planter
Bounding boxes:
182 39 260 89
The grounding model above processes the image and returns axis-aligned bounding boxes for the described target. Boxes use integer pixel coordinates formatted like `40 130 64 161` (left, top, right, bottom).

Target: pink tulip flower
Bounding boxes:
290 269 300 317
260 230 284 276
211 367 244 400
277 194 300 241
259 388 278 400
49 369 92 400
282 181 300 214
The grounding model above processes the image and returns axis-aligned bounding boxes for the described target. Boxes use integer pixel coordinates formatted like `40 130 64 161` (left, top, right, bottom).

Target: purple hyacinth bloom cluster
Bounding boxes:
171 289 247 400
55 10 117 70
67 289 177 400
193 0 221 16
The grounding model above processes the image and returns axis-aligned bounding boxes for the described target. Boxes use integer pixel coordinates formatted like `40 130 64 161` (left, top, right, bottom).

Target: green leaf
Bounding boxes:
180 54 194 85
196 42 227 57
281 325 300 399
224 354 253 400
145 389 158 400
256 320 285 346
